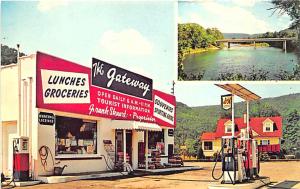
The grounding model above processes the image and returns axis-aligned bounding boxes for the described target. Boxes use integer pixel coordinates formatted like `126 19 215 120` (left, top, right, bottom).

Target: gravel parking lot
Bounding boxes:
14 161 300 189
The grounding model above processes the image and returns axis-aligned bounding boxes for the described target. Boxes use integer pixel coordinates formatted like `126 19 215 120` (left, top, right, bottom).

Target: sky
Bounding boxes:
1 0 176 94
179 0 291 34
175 82 300 107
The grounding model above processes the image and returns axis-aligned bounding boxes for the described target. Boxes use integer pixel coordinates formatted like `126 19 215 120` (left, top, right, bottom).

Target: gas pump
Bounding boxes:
212 84 261 185
217 128 260 184
237 129 259 179
221 136 239 184
13 137 29 181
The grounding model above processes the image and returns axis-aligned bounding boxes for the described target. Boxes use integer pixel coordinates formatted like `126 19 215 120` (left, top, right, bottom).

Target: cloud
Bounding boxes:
231 0 258 7
185 1 273 34
37 0 69 12
178 16 183 24
99 29 153 56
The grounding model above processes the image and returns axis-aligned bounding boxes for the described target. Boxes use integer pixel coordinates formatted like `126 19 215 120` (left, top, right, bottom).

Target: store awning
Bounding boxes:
110 120 162 131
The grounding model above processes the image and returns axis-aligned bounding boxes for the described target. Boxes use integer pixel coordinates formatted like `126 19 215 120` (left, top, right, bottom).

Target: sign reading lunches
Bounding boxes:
36 52 176 127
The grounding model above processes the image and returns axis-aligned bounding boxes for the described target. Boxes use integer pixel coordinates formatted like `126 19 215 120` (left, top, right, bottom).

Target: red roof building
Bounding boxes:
200 132 216 141
214 116 282 138
200 116 283 157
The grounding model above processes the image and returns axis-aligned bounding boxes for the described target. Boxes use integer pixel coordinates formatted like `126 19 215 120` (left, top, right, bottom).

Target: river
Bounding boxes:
183 46 299 80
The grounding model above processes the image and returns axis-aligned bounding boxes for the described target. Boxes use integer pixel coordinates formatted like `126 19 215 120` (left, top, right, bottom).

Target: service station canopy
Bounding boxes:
215 84 261 101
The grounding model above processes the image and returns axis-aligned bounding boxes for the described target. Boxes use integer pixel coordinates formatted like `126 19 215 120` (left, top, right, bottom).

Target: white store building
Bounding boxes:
1 52 176 180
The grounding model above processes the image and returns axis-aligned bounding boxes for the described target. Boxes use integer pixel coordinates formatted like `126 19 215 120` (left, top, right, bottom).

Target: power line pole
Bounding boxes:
17 44 21 136
171 80 175 95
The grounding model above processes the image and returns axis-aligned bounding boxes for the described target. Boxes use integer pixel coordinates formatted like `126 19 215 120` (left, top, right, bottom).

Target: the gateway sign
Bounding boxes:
91 58 152 100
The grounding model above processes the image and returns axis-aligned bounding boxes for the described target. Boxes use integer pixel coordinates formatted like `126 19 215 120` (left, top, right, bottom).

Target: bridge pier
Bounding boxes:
283 40 287 53
228 42 230 49
253 41 256 49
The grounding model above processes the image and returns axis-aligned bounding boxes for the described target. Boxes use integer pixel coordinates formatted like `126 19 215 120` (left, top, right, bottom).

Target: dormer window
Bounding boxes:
226 126 232 133
224 120 232 133
263 118 274 132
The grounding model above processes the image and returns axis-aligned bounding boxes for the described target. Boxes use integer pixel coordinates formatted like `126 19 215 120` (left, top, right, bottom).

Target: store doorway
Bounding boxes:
168 144 174 157
138 142 145 168
115 130 132 165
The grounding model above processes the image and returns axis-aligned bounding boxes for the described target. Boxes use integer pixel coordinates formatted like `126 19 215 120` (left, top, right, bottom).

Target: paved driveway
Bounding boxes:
14 161 300 189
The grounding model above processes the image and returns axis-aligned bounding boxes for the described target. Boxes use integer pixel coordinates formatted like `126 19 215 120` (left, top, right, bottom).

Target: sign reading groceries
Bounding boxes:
36 52 175 127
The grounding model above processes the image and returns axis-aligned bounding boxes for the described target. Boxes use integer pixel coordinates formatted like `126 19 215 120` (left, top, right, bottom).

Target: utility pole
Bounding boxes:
17 44 21 136
171 80 175 95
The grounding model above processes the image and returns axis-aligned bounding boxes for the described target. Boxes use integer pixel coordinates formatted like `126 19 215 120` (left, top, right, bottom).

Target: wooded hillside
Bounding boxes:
175 93 300 156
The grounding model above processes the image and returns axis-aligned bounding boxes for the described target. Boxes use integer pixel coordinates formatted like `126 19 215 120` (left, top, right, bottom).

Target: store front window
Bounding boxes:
148 130 165 155
55 115 97 155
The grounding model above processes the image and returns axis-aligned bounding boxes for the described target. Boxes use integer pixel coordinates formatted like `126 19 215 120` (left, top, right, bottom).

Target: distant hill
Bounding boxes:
223 28 297 39
175 93 300 154
223 33 251 39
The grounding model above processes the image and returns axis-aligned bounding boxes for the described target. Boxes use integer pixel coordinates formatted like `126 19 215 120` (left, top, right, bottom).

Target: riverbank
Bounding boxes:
182 46 220 61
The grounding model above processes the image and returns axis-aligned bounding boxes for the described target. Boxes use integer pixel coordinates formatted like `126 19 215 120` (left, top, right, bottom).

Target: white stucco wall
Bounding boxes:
0 55 36 122
1 64 18 121
36 110 117 176
1 55 37 177
1 124 18 175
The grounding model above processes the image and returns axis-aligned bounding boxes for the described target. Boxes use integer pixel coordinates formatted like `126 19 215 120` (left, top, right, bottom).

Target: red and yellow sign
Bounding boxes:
221 94 232 110
36 52 176 127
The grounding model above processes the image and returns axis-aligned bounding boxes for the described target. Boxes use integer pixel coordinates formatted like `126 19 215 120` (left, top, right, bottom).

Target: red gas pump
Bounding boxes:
245 139 253 178
237 129 259 180
13 137 29 181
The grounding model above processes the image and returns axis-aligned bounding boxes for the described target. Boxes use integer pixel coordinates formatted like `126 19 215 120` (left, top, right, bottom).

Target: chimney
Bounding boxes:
243 113 247 124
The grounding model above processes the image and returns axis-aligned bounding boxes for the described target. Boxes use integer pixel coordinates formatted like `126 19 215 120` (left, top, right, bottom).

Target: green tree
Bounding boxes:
1 45 26 66
269 0 300 44
282 110 300 154
177 23 224 80
250 102 281 117
185 138 198 157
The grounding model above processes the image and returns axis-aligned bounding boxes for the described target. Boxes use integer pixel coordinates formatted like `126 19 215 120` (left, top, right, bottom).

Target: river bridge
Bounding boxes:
216 38 295 53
